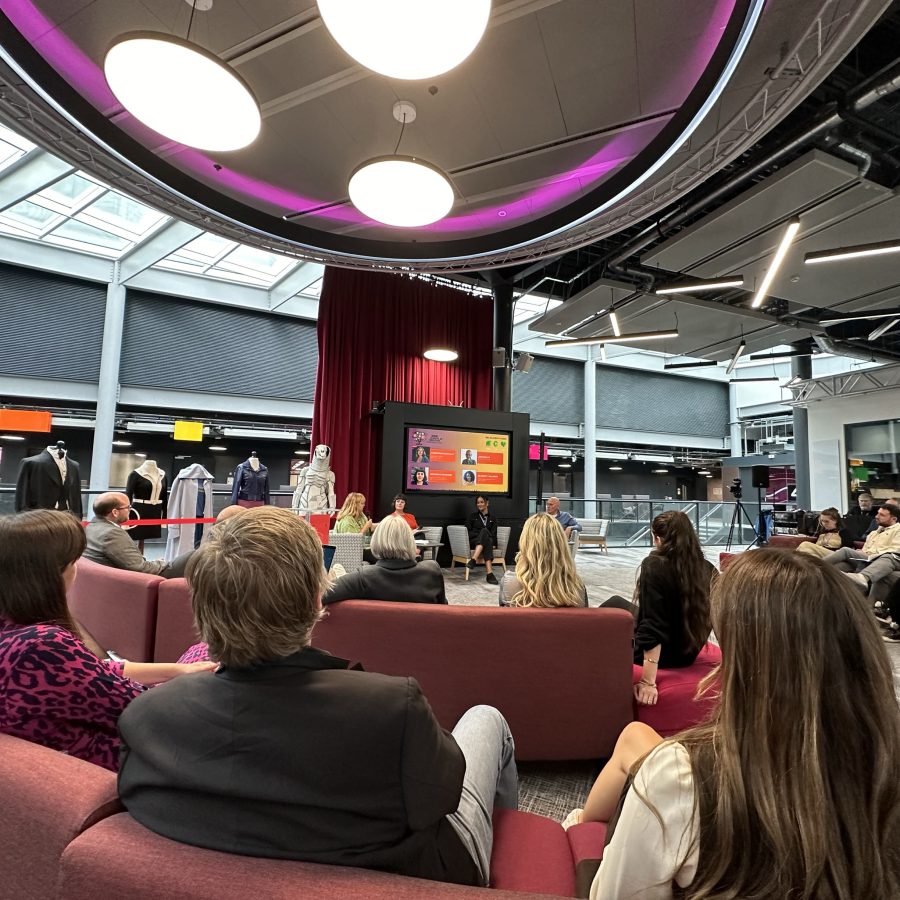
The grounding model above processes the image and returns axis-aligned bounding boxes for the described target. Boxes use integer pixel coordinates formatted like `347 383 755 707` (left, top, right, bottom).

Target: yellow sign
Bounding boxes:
173 420 204 442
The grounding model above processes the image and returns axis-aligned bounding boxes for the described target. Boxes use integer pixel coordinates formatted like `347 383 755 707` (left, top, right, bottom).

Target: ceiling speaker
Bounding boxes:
492 347 507 368
513 353 535 373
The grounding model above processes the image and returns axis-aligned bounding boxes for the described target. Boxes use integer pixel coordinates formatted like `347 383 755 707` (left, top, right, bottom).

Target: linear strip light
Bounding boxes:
725 340 746 374
869 318 900 341
729 377 781 383
819 309 900 326
750 218 800 309
655 278 744 295
664 360 719 369
545 329 678 348
609 310 621 336
805 239 900 265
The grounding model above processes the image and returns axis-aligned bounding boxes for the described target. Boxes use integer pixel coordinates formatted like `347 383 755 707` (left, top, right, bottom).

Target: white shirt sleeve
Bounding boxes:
590 741 698 900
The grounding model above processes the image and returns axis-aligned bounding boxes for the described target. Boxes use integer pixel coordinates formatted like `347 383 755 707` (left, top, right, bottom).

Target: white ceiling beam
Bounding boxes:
118 220 203 282
125 267 271 312
0 149 74 212
0 233 113 282
268 260 325 310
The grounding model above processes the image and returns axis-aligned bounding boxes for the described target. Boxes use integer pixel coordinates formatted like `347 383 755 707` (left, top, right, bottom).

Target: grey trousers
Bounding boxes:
446 705 518 886
826 547 900 584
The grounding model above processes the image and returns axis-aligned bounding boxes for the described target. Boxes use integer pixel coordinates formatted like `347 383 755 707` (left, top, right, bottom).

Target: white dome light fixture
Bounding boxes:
423 348 458 362
349 155 454 227
318 0 492 80
104 32 261 151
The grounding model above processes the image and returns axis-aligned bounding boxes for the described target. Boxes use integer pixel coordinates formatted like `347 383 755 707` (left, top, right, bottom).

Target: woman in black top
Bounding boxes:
606 511 716 707
465 495 498 585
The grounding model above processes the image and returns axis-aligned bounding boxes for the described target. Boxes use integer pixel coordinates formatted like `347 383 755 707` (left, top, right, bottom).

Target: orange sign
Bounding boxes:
478 451 504 465
0 409 52 432
428 469 457 483
477 472 503 484
173 420 204 441
429 448 457 463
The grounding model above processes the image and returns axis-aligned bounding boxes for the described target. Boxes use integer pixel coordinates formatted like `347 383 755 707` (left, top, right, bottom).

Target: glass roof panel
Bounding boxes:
0 125 35 176
45 219 131 254
81 190 168 238
37 173 103 210
0 199 62 233
219 244 297 279
514 294 562 324
179 232 235 262
300 276 323 298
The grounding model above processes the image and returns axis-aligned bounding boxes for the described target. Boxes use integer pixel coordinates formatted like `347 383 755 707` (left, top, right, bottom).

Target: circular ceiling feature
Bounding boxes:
318 0 492 80
348 156 455 227
103 33 260 152
423 348 459 361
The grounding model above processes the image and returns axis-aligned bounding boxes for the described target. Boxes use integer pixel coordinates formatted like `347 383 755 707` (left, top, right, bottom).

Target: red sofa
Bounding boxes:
0 732 606 900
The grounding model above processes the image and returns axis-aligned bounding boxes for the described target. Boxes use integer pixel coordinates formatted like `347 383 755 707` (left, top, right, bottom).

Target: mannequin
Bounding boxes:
15 439 83 518
125 459 168 546
165 463 214 562
292 444 336 515
231 451 270 507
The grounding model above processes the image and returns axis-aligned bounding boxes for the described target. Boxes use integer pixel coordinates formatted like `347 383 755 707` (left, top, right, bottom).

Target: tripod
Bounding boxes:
725 496 760 551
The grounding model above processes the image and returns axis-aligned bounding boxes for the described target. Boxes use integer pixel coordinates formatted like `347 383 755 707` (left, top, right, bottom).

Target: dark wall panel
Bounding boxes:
512 358 584 423
0 263 105 380
121 291 317 400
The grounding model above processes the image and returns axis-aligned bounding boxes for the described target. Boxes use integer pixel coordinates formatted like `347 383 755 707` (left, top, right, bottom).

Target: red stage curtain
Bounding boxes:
312 268 493 513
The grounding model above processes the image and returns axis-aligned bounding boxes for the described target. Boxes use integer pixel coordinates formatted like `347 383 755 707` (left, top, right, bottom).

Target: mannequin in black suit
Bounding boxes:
15 441 83 519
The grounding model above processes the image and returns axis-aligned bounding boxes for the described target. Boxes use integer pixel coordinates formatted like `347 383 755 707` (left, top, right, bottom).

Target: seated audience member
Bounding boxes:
323 515 446 605
334 492 374 535
465 495 499 585
878 574 900 643
545 495 582 538
862 497 900 537
847 491 876 519
84 492 191 578
574 549 900 900
0 510 213 770
846 491 877 539
825 502 900 593
388 494 419 530
117 508 517 887
604 511 715 707
795 507 854 558
215 504 249 525
499 512 587 607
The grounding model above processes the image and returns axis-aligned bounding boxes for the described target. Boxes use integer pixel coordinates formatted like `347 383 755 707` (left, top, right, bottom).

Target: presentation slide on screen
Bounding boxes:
406 426 510 493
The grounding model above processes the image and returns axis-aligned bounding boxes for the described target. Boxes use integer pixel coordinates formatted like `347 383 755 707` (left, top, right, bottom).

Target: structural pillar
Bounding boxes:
90 266 126 492
791 352 812 509
492 281 515 412
727 382 743 458
583 346 597 518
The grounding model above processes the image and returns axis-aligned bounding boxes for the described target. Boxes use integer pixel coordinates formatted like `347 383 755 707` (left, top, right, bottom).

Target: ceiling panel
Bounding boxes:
529 278 638 333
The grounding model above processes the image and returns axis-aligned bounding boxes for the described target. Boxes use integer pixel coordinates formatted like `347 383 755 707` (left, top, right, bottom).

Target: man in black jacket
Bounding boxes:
117 507 517 887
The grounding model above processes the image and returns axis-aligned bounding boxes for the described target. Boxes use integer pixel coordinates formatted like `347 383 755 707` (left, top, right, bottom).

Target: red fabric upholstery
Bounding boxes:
490 809 576 897
566 822 608 897
314 601 634 760
60 812 569 900
632 643 721 737
767 534 813 549
153 578 199 662
0 733 121 900
69 558 162 662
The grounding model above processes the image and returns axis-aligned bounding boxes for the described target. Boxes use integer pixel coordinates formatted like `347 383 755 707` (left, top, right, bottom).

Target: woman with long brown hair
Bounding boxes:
498 512 586 607
629 510 716 706
582 549 900 899
0 510 214 770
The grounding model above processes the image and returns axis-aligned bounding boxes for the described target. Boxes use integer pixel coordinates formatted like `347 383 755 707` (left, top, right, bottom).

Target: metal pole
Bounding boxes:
536 431 545 509
492 281 514 412
583 345 597 518
791 352 812 509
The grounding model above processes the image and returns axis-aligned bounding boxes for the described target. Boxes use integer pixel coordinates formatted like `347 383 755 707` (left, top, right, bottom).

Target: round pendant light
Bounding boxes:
349 156 454 227
318 0 492 80
423 348 458 362
104 32 261 151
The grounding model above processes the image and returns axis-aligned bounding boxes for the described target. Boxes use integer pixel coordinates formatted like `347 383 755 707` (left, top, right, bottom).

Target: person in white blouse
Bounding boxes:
575 548 900 900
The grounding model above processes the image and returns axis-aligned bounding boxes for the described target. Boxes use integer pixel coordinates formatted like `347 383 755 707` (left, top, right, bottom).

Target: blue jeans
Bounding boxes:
446 705 518 886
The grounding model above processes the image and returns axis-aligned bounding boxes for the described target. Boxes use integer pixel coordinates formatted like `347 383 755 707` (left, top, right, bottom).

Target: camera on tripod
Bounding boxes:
728 477 743 500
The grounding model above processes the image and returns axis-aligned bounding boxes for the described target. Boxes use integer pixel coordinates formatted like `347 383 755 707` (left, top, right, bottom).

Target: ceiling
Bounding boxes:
0 0 886 270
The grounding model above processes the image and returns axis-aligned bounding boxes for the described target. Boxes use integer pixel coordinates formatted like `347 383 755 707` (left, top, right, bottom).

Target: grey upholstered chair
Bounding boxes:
448 524 511 581
327 531 365 573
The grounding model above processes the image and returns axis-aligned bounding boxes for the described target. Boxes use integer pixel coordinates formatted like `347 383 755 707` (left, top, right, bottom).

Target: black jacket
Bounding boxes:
117 647 477 884
14 450 83 518
323 558 447 605
230 460 270 504
634 553 717 667
465 511 498 545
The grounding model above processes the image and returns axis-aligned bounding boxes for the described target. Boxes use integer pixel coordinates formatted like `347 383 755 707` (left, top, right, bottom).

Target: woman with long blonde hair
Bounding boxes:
579 548 900 899
498 512 586 607
334 492 373 535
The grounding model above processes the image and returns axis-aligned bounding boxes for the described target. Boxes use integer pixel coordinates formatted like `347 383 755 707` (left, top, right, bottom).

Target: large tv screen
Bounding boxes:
405 426 511 494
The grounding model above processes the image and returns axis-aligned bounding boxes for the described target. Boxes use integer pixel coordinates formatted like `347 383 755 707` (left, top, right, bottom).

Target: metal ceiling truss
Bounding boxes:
0 0 882 273
787 364 900 405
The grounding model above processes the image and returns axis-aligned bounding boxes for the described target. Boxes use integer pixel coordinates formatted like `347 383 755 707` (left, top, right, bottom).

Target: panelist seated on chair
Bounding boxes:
824 502 900 594
323 515 447 606
465 495 499 585
83 492 192 579
546 496 582 539
498 513 587 608
118 508 517 888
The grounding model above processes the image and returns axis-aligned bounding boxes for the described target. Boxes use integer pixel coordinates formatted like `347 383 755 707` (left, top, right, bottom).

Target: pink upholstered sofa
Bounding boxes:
0 731 606 900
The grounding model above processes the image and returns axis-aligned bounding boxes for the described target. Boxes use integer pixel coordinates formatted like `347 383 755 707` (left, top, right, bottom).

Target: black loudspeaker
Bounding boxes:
751 465 770 488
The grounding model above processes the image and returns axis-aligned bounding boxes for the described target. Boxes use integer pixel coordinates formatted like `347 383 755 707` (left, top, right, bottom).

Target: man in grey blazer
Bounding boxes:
83 492 190 578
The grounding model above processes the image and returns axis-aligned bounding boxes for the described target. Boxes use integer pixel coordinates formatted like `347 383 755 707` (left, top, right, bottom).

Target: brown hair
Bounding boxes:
675 549 900 898
187 507 326 668
336 492 366 522
646 510 712 654
819 507 841 525
510 513 584 608
0 510 84 629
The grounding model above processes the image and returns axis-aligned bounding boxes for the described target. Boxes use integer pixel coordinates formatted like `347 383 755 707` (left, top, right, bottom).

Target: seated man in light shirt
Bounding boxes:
545 496 582 539
825 502 900 594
